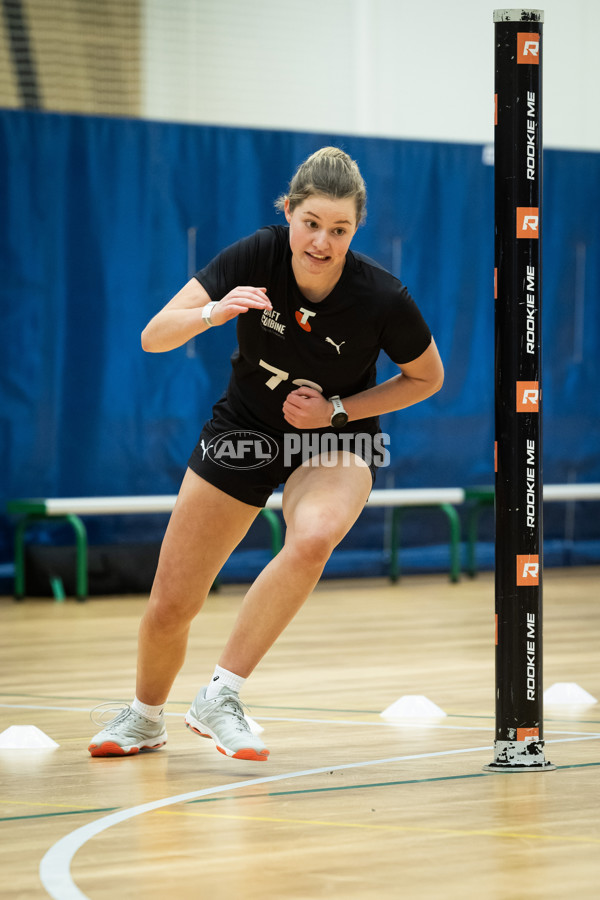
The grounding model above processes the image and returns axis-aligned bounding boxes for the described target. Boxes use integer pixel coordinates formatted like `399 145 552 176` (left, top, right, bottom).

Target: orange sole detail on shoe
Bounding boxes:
88 741 139 757
217 745 270 761
185 719 268 760
88 741 166 757
185 723 212 739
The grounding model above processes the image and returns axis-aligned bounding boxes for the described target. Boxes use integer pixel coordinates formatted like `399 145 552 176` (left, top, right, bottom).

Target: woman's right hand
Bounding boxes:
141 280 272 352
210 286 272 326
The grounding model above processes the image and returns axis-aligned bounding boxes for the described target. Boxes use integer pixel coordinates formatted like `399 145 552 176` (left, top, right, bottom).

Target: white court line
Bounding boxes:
255 716 600 737
40 744 492 900
2 703 490 732
0 704 93 714
2 703 599 737
38 733 600 900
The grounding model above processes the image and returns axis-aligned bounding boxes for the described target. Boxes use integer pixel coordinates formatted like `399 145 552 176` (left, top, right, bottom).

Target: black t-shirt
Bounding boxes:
195 225 432 434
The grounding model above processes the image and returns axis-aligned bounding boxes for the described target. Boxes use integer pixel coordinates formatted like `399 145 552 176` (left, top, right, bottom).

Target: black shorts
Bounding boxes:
188 396 386 507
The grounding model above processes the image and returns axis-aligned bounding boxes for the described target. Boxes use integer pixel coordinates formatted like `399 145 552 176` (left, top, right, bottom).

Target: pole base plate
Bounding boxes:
483 738 556 772
483 761 556 773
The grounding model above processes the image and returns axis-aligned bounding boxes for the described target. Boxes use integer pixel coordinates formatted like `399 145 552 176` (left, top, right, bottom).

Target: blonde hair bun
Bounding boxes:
275 147 367 225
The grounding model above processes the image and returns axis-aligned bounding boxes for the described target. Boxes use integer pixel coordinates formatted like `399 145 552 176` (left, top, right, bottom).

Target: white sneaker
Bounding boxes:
185 686 269 761
88 704 167 757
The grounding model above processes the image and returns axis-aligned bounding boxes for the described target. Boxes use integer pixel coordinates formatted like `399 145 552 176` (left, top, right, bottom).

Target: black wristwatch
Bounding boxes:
329 395 349 428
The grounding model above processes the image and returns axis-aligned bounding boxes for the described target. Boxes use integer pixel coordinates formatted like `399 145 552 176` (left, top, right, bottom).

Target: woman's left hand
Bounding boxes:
282 387 331 429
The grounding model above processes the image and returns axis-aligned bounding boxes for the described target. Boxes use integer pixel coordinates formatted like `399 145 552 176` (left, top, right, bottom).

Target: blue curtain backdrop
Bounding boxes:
1 109 599 580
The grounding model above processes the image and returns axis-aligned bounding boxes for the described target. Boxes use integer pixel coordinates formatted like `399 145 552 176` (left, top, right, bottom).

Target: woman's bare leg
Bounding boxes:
218 452 372 677
136 469 260 704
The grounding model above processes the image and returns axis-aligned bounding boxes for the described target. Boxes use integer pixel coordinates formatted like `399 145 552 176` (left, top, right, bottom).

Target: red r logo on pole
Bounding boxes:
517 555 540 585
517 33 540 63
517 208 539 237
516 381 539 412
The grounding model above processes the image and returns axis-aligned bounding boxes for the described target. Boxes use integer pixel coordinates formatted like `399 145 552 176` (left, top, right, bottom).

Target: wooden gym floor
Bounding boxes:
1 566 600 899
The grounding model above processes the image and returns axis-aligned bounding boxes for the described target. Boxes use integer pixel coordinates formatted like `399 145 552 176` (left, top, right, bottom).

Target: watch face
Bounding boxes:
331 411 349 428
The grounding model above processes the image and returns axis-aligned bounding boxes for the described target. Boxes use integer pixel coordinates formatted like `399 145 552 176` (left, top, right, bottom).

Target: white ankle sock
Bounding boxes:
132 697 164 721
205 665 246 699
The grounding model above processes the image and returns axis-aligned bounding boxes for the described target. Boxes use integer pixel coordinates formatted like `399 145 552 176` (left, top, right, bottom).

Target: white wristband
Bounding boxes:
202 301 218 328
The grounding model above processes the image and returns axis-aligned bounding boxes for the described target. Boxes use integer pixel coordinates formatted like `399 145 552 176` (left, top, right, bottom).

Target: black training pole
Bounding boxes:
485 9 555 772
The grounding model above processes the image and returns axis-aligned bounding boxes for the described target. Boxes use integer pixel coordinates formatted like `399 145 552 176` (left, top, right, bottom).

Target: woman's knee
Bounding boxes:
284 524 341 568
147 567 208 629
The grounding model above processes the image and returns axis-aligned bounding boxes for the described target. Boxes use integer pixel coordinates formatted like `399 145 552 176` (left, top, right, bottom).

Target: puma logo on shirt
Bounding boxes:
325 337 346 355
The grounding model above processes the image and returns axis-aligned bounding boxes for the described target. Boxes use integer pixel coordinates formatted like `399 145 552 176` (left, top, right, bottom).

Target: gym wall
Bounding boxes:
1 1 599 584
